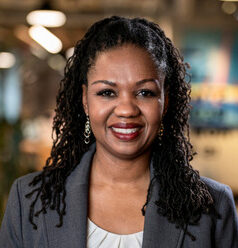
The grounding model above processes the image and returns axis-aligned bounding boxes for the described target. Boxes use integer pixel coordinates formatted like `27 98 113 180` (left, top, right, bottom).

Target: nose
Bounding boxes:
114 97 140 118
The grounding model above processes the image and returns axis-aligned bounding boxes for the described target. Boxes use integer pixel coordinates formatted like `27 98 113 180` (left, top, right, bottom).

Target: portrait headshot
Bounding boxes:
0 15 238 248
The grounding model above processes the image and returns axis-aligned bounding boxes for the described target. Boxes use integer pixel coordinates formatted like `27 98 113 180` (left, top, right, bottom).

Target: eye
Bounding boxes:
96 89 116 97
137 89 156 97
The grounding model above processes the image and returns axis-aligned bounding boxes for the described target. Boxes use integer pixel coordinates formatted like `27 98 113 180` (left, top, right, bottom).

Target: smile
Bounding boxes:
110 126 142 141
111 127 139 134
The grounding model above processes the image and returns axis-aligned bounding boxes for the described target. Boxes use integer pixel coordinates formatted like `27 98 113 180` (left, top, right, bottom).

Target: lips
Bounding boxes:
109 123 143 141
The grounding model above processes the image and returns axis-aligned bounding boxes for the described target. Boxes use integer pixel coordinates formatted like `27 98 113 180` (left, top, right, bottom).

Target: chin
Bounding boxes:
107 142 151 160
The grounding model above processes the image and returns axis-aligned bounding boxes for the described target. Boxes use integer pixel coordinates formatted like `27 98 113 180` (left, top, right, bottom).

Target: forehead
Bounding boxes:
87 44 163 83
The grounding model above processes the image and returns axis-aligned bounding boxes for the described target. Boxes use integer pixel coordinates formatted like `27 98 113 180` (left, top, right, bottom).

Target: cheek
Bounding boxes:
142 101 164 125
149 114 162 132
88 99 112 130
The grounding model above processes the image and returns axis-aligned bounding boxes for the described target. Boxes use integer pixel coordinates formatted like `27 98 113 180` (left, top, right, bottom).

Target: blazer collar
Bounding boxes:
142 170 185 248
44 143 184 248
44 143 95 248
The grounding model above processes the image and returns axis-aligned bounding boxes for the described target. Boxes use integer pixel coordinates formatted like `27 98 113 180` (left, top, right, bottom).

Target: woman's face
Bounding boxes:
83 44 168 160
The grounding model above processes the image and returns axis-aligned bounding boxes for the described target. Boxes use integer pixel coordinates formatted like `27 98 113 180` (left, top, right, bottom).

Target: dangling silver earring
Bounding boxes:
84 115 91 144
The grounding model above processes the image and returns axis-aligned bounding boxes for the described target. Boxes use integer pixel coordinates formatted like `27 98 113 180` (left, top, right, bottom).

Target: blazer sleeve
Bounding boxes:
0 179 23 248
215 184 238 248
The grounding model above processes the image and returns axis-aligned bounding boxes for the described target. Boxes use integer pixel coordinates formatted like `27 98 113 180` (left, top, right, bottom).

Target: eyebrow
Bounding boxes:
91 78 160 86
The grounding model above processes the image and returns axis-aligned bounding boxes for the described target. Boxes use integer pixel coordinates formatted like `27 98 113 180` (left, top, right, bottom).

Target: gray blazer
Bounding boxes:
1 143 238 247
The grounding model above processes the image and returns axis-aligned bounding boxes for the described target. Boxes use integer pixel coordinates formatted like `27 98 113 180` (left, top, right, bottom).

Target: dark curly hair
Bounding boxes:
26 16 214 240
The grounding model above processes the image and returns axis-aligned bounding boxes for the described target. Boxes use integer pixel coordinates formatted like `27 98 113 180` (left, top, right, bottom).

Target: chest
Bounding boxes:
88 184 147 234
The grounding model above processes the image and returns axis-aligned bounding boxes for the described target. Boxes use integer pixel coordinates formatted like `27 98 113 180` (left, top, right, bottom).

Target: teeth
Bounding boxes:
111 127 139 134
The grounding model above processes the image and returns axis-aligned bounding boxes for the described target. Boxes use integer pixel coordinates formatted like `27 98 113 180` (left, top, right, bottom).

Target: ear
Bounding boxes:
82 84 88 115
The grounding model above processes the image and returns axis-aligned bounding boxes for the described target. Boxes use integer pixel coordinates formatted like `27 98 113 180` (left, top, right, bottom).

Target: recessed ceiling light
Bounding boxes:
26 10 66 28
26 0 66 27
28 25 62 54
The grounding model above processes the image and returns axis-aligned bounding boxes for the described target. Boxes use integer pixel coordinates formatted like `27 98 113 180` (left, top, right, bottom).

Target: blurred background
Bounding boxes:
0 0 238 223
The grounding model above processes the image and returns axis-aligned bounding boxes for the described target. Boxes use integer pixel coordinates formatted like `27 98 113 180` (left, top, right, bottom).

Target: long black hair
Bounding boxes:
26 16 214 240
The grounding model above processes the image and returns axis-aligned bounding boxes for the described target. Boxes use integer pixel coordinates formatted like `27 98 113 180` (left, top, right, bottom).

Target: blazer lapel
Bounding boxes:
44 143 185 248
44 143 96 248
142 166 185 248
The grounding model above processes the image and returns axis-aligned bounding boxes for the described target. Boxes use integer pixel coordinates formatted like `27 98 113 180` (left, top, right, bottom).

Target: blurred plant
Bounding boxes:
0 119 37 224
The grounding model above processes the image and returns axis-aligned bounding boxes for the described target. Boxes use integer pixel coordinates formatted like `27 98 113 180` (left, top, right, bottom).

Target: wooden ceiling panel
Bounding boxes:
0 0 41 10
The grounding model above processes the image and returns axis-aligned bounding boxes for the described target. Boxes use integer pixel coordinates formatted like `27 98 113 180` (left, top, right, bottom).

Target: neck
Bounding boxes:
91 144 151 188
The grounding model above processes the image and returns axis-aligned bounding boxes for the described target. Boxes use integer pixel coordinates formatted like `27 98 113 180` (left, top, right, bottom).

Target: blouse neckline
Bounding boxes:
88 218 144 237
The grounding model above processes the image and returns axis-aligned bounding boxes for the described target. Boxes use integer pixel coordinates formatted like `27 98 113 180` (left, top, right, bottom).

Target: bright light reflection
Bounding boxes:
26 10 66 27
28 25 62 54
0 52 16 68
66 47 74 59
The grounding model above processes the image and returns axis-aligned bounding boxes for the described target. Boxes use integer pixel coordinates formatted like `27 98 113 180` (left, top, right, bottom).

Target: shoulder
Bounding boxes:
200 176 235 207
3 171 42 213
185 176 238 247
201 176 230 196
4 171 43 213
200 178 238 246
201 176 238 233
17 171 41 184
13 171 42 195
201 176 228 192
0 171 43 246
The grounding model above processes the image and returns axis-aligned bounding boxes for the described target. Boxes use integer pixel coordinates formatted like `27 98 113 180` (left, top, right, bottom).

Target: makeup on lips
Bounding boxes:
110 123 143 141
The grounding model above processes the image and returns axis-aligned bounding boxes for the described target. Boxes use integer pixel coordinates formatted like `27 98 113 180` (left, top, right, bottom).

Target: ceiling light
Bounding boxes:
221 2 237 14
28 25 62 54
0 52 16 69
26 0 66 27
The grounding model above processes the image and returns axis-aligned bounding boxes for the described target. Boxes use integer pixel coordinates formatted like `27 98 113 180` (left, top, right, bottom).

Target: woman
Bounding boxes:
0 16 238 248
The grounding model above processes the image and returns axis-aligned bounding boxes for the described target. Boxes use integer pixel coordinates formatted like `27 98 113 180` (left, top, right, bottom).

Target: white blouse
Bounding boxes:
87 219 143 248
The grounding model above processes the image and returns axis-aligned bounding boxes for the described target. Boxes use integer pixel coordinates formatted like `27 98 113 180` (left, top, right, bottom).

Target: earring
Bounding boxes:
158 123 164 137
84 115 91 144
158 123 164 145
